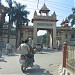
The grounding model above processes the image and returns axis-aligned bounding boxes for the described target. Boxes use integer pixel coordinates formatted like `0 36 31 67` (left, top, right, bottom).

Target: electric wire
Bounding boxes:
2 0 74 18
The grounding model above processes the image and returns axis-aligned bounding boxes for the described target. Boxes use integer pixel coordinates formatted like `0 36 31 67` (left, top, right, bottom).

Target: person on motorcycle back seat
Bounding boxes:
29 45 35 54
28 44 34 62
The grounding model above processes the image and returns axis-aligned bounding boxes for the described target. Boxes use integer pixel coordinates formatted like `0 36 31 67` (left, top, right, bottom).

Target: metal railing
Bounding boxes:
66 45 75 73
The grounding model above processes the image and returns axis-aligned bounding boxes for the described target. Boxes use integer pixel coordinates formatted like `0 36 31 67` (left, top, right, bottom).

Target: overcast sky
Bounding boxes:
1 0 74 36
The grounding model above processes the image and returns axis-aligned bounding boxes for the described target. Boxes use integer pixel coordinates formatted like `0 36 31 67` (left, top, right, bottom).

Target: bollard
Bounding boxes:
62 42 67 67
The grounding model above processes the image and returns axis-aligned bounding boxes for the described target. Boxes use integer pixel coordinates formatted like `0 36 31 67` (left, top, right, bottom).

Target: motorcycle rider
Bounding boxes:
17 39 29 56
17 39 34 62
6 43 11 55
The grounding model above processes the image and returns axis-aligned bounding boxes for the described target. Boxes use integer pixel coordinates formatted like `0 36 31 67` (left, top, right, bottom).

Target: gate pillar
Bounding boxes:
62 42 67 67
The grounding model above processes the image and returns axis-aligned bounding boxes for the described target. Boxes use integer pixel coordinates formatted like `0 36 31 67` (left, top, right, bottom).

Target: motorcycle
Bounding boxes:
19 55 34 73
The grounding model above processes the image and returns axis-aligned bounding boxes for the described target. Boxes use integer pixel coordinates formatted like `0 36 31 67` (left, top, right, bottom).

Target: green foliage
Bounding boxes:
13 1 30 29
68 8 75 27
37 31 50 45
0 11 6 36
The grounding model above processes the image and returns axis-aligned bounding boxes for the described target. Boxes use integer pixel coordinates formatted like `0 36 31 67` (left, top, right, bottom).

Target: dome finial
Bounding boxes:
34 10 37 17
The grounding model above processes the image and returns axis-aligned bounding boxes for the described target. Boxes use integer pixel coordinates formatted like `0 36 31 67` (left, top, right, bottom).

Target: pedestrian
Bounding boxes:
40 43 43 53
6 43 11 55
0 39 4 57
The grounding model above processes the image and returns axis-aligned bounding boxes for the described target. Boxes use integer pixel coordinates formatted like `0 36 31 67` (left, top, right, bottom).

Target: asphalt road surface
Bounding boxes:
0 50 62 75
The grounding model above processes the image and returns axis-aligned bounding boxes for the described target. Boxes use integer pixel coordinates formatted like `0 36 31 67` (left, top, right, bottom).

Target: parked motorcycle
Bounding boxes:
19 55 34 73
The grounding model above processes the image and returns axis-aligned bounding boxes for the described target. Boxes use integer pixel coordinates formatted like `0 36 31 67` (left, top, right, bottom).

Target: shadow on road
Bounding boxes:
24 64 53 75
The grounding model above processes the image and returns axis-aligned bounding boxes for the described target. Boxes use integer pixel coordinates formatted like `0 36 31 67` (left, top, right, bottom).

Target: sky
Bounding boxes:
1 0 75 36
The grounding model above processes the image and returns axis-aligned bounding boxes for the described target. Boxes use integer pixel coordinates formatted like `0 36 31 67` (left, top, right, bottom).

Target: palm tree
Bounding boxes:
13 1 30 47
0 2 7 39
5 0 14 43
0 11 6 33
68 8 75 27
5 0 29 47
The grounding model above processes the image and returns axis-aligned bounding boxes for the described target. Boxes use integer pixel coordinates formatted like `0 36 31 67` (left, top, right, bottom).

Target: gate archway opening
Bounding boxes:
34 28 54 49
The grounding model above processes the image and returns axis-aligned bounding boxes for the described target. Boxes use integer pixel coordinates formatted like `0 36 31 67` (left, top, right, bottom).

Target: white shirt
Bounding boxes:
17 43 29 55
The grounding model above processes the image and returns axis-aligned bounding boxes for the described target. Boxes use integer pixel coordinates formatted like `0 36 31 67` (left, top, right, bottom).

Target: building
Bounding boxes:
0 3 75 48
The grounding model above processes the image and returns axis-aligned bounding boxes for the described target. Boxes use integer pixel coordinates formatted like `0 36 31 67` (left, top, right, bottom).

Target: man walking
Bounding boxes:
6 43 11 55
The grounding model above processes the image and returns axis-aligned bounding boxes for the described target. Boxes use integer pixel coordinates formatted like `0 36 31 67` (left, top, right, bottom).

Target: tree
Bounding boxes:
68 8 75 27
13 1 30 47
68 8 75 40
5 0 29 47
6 0 14 43
0 3 6 38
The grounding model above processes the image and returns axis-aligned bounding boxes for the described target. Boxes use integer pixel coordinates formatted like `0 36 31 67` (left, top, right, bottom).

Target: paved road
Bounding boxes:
0 50 62 75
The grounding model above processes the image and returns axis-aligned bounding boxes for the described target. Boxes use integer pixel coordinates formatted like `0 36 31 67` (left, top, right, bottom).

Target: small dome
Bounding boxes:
39 3 50 13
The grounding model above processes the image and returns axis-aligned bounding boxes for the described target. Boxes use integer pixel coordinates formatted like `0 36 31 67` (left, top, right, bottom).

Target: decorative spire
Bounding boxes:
52 11 56 18
39 3 50 13
34 10 37 16
39 3 50 16
61 18 69 27
53 11 56 16
64 17 69 23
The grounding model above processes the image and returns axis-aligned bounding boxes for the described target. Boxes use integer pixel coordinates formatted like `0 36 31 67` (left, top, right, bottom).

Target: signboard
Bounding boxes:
37 23 52 27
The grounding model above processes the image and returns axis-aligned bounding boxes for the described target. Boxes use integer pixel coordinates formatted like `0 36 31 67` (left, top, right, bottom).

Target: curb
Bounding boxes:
58 65 74 75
